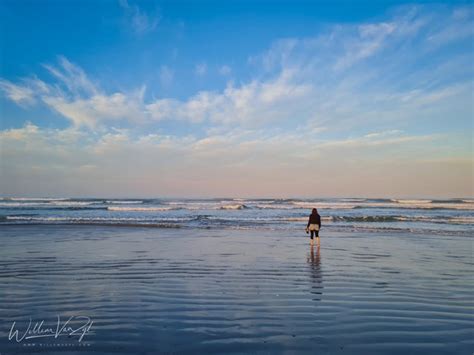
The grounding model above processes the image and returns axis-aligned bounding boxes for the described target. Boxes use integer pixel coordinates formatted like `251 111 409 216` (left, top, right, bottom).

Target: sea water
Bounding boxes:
1 197 472 236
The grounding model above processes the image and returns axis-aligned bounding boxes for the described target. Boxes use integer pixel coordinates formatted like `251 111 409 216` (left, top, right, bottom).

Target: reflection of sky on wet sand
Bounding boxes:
0 225 473 354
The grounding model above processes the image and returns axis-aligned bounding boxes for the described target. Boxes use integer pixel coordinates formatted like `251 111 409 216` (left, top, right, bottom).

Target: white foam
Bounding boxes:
218 204 247 210
283 217 308 222
7 216 142 221
107 206 178 212
233 199 275 203
1 197 69 201
256 204 295 209
0 201 97 208
0 202 48 207
394 203 473 210
448 217 474 224
392 199 433 204
7 215 186 221
50 201 96 206
289 201 359 209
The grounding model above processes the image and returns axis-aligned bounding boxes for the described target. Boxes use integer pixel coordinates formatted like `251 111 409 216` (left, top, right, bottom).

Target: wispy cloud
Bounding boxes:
334 22 396 71
194 63 207 77
1 57 148 128
0 56 313 128
219 65 232 76
43 56 97 96
2 5 471 132
1 123 470 197
118 0 160 35
0 4 472 196
159 65 174 87
0 80 35 106
147 69 312 125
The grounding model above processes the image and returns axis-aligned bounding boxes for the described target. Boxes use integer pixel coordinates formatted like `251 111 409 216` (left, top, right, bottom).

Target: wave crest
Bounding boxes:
107 206 180 212
219 204 248 210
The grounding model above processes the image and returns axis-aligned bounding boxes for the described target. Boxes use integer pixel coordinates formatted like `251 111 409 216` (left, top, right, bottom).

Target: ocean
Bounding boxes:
1 198 473 354
1 197 472 236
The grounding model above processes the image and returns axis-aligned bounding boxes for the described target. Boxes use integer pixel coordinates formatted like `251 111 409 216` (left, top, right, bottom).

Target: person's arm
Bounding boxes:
307 215 311 228
318 214 321 228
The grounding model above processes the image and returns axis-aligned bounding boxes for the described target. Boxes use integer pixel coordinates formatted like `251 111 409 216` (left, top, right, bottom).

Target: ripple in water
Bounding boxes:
0 225 472 354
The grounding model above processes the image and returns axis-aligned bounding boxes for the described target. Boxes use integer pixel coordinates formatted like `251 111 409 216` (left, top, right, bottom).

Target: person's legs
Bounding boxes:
310 230 315 245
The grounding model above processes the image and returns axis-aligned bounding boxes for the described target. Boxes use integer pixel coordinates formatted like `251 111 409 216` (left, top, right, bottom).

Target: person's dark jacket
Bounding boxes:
307 213 321 228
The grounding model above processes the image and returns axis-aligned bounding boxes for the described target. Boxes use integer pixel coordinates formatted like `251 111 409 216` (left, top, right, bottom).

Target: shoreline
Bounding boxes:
0 222 468 239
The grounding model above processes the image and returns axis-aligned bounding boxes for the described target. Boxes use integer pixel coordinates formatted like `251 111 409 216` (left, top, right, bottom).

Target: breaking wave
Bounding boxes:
1 196 472 236
218 204 248 210
108 206 180 212
391 199 433 204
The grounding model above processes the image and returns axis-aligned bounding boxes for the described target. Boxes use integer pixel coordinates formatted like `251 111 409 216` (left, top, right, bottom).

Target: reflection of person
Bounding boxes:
305 208 321 246
309 244 321 269
307 244 323 301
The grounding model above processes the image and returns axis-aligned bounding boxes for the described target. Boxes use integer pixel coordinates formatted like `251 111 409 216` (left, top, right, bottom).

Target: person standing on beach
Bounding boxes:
306 208 321 245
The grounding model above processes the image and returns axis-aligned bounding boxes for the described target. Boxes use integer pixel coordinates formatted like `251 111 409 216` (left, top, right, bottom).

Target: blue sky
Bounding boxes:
0 0 473 197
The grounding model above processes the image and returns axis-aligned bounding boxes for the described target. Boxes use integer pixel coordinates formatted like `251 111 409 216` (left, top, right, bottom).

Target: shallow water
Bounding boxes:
0 225 472 354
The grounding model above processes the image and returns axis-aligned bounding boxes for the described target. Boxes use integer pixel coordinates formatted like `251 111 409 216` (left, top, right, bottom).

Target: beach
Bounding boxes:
0 224 472 354
2 0 473 353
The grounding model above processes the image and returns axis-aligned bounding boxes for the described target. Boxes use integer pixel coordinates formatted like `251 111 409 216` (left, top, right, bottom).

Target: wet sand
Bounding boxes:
0 225 472 354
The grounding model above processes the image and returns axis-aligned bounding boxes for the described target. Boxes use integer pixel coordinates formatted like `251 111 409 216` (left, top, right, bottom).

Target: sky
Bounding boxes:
0 0 473 198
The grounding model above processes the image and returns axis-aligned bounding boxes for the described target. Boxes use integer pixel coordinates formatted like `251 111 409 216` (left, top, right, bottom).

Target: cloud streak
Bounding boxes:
118 0 160 34
1 123 470 197
0 80 35 106
1 5 471 132
194 63 207 77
